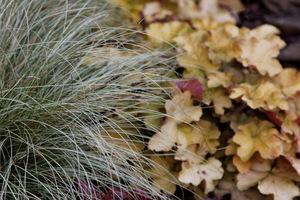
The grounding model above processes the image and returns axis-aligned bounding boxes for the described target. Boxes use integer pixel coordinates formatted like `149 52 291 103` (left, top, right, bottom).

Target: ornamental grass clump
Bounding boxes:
0 0 176 199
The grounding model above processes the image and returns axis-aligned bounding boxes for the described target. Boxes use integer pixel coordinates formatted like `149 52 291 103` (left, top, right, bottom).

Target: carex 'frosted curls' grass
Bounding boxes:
0 0 176 199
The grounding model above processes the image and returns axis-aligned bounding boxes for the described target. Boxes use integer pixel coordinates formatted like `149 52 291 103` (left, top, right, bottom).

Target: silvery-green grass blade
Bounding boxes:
0 0 178 199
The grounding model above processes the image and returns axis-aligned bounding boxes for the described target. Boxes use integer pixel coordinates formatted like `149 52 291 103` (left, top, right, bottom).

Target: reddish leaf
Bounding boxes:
74 179 103 200
103 186 152 200
264 110 282 126
297 116 300 126
174 78 203 100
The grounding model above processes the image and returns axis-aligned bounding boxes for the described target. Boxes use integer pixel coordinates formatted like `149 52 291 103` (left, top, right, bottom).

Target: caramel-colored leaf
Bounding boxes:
147 155 179 194
236 159 272 191
232 117 281 162
237 38 282 77
230 82 288 110
165 90 203 123
178 157 224 193
142 2 172 22
146 21 191 44
258 175 300 200
204 87 232 115
176 43 220 71
278 68 300 98
148 119 177 152
207 71 233 88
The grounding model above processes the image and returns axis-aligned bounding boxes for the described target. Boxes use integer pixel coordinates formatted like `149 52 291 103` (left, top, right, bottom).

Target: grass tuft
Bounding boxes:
0 0 176 199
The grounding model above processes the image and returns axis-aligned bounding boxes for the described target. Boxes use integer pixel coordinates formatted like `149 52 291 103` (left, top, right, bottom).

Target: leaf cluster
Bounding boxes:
112 0 300 199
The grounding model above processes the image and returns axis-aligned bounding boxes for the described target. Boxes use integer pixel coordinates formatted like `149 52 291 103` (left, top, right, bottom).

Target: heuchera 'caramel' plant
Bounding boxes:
111 0 300 199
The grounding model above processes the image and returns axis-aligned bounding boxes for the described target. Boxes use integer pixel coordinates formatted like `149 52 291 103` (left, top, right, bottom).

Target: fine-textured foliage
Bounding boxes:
0 0 176 199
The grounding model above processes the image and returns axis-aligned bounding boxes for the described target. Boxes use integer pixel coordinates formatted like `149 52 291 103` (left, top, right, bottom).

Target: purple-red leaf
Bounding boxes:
174 78 204 100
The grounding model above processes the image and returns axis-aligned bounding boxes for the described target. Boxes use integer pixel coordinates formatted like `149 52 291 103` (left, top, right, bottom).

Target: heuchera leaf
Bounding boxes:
206 24 240 64
148 89 203 152
232 117 281 162
258 175 300 200
109 0 147 22
192 18 221 31
211 87 232 115
176 42 220 71
258 157 300 200
175 143 207 164
214 180 267 200
280 110 300 136
142 2 172 23
237 38 282 77
178 157 224 193
146 21 191 44
230 82 288 110
232 154 253 174
176 119 220 151
102 186 152 200
265 109 300 136
174 119 221 163
75 179 103 200
174 78 204 100
247 24 286 49
236 159 272 191
148 119 177 151
278 68 300 98
197 0 236 23
165 89 202 123
237 157 300 200
207 71 233 89
146 155 179 195
285 155 300 176
232 152 266 174
203 87 232 115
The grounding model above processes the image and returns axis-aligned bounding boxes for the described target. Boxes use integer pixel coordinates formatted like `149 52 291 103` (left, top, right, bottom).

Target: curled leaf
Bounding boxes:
207 71 233 89
236 159 272 191
198 0 236 23
258 175 300 200
177 42 220 71
206 24 241 64
204 87 232 115
178 157 224 193
237 38 282 77
175 144 207 164
142 2 173 22
146 21 191 44
278 68 300 98
230 82 288 110
232 117 281 162
175 119 221 163
214 179 267 200
165 90 203 123
148 119 177 152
